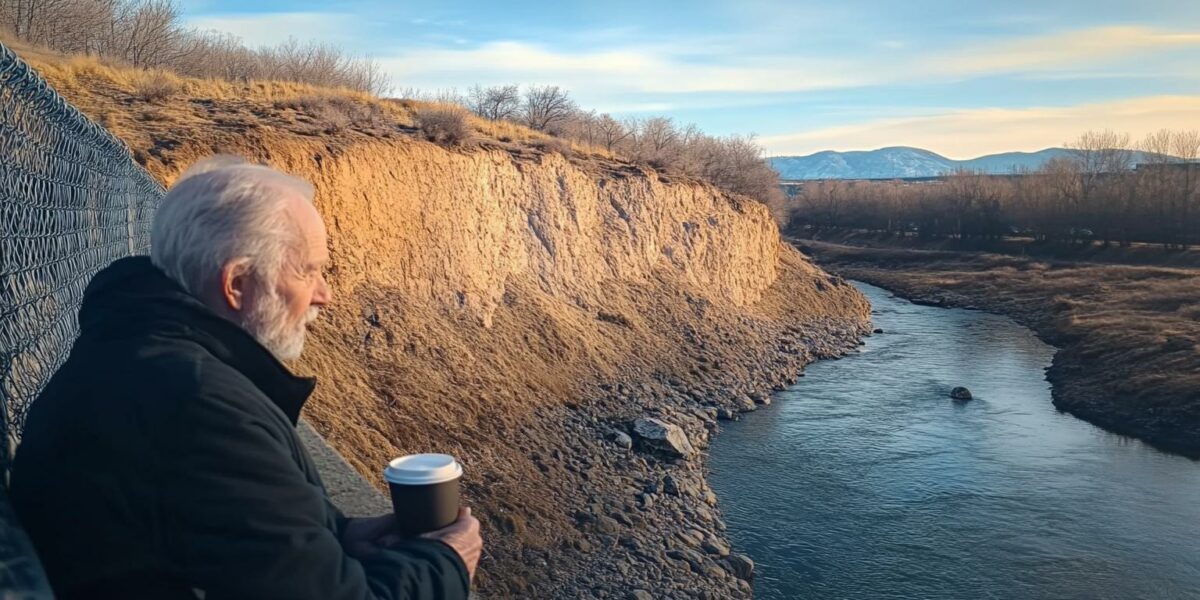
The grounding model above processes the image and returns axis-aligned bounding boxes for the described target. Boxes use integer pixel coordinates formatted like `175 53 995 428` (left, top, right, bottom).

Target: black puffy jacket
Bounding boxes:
11 256 469 599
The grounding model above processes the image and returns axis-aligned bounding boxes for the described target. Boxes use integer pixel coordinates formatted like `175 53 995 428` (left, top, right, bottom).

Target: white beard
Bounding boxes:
240 288 319 361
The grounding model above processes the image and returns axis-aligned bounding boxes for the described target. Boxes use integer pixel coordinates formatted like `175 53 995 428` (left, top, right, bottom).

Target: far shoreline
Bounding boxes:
798 237 1200 461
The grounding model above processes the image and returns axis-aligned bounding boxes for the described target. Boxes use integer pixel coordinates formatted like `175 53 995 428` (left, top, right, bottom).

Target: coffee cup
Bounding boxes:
384 453 462 536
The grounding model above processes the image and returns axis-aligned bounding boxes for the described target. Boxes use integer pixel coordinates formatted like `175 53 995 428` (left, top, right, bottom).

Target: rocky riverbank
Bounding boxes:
799 239 1200 460
532 317 868 598
298 251 871 598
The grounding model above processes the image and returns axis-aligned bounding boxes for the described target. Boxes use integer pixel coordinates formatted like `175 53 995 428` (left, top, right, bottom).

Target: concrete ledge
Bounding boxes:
297 422 482 599
297 420 391 517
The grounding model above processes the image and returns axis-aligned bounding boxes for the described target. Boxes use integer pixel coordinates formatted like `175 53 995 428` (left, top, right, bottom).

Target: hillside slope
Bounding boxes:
25 50 871 597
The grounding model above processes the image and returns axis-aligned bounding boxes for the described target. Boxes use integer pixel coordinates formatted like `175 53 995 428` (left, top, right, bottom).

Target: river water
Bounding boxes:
708 282 1200 599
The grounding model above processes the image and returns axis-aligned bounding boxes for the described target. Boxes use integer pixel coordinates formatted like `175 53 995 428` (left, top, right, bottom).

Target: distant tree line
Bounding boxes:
405 84 788 219
788 130 1200 249
0 0 391 94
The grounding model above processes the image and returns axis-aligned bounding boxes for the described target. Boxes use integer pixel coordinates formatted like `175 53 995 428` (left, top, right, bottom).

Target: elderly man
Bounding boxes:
10 157 481 599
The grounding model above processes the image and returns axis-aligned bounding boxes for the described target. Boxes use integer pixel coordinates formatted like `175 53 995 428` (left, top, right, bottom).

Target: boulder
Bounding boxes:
629 590 653 600
595 515 620 534
667 547 707 571
631 418 696 459
663 474 701 498
607 429 633 449
873 328 884 334
734 395 757 412
727 554 755 580
702 536 731 557
950 386 973 400
749 392 770 406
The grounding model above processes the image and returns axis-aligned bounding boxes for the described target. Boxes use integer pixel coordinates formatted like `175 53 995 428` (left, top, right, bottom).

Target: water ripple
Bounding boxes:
709 282 1200 600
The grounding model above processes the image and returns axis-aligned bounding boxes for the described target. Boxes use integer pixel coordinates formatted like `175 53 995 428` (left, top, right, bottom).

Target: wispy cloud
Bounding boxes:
380 41 860 95
382 26 1200 99
185 12 360 48
760 95 1200 158
177 4 1199 156
930 26 1200 77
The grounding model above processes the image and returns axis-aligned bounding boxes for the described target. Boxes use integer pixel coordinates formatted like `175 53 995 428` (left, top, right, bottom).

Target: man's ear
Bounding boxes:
220 258 253 312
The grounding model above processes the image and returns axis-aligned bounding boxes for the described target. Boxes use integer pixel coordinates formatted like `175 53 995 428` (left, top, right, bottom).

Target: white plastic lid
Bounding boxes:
384 454 463 485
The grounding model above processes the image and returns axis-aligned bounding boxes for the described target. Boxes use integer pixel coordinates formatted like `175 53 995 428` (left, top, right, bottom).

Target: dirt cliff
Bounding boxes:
274 136 870 596
27 52 872 597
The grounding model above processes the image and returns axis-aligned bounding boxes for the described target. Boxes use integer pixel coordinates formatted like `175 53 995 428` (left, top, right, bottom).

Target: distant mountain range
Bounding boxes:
768 147 1154 180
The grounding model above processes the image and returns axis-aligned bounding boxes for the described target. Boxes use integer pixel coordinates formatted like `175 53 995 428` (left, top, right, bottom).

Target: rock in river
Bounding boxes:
726 554 755 580
950 386 973 400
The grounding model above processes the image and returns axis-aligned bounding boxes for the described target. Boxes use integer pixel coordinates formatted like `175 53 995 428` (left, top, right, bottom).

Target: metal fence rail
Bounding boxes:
0 42 165 479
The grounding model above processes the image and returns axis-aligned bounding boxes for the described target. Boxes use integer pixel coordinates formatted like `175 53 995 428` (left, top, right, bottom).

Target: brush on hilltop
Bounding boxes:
0 0 788 221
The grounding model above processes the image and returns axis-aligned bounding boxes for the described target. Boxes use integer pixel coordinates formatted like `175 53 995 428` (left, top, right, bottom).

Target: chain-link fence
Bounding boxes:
0 42 164 473
0 40 163 595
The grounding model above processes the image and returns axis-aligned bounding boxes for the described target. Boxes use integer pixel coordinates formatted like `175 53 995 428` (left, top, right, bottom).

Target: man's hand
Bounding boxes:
341 514 400 558
421 507 483 582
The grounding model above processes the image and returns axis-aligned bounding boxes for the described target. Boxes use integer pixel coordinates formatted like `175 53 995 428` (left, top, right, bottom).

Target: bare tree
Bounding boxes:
1067 130 1132 245
520 85 574 132
1 0 393 94
594 113 630 151
117 0 187 68
0 0 75 43
637 116 680 166
466 84 520 120
1171 130 1200 249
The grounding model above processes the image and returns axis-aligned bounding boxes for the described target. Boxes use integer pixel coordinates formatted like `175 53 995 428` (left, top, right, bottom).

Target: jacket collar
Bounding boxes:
80 256 316 424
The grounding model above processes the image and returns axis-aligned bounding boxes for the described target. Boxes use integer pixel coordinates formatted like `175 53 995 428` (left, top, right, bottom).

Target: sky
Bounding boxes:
180 0 1200 158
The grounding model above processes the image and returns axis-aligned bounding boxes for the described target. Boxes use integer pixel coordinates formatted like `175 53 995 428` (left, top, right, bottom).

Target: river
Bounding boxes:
708 282 1200 599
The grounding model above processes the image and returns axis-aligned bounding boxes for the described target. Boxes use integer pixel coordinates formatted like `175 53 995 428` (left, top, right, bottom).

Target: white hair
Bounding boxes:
151 156 315 298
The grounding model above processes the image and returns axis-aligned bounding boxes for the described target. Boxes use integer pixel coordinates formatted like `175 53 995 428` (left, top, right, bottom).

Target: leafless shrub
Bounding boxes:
0 0 393 94
391 82 791 213
532 135 572 157
414 105 474 147
467 84 520 121
277 94 388 132
397 87 466 106
594 113 631 151
131 69 181 102
520 85 575 132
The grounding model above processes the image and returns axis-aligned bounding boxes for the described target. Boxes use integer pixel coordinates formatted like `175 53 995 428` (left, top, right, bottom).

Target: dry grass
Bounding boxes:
7 37 623 172
805 230 1200 269
803 240 1200 457
412 104 474 147
130 69 182 102
274 93 391 135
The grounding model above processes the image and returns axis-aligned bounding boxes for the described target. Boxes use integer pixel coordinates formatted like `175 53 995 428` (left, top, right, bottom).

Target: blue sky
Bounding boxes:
181 0 1200 158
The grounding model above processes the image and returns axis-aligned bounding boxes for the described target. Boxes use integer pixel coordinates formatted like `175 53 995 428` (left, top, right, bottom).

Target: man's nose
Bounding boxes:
313 275 332 306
